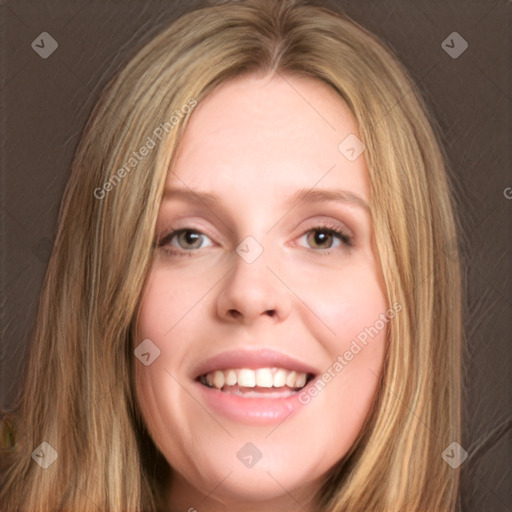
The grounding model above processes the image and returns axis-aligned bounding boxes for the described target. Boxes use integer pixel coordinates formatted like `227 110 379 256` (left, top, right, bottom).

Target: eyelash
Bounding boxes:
157 221 353 258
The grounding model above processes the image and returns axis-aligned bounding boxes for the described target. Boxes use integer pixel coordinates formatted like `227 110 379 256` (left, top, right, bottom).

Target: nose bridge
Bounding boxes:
233 233 275 300
216 233 293 322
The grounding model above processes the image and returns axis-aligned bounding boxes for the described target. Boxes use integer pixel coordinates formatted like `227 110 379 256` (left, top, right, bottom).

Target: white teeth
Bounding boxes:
295 373 307 388
286 371 297 387
225 369 237 386
212 370 225 389
273 369 287 387
255 368 273 388
238 369 256 387
201 367 310 390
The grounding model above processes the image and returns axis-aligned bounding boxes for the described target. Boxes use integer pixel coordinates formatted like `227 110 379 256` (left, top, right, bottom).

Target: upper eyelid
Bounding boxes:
159 221 347 237
158 214 353 235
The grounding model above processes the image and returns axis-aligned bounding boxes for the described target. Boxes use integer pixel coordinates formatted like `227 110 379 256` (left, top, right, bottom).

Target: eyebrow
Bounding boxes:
163 187 370 212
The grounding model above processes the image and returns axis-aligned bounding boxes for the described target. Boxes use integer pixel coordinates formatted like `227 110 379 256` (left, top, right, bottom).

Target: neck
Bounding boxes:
161 470 322 512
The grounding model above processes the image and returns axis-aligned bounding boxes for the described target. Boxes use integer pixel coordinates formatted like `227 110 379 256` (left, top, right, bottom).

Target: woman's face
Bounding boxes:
135 73 389 511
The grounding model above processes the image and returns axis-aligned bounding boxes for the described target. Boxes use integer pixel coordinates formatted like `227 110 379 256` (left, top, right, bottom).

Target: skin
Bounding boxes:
134 72 389 512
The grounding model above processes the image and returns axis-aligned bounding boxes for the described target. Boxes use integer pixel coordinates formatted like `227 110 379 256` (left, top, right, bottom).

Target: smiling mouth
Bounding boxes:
197 367 315 398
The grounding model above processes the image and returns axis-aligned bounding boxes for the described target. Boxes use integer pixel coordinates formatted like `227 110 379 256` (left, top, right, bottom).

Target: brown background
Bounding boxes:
1 1 510 510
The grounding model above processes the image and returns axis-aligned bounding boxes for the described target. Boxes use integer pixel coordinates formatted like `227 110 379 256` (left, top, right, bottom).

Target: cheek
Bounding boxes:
300 259 388 415
135 265 205 339
304 260 388 338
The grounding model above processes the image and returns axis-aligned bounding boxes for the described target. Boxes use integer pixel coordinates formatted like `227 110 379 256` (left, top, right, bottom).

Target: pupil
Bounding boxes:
183 231 199 247
315 231 329 246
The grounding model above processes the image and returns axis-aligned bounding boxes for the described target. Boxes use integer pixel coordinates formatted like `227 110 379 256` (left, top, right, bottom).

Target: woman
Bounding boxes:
0 0 463 510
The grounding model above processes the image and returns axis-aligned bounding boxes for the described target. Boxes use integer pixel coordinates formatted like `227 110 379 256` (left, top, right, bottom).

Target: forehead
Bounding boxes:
168 73 369 202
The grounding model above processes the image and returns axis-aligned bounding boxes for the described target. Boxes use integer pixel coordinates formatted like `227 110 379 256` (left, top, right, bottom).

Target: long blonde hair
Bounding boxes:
0 1 463 510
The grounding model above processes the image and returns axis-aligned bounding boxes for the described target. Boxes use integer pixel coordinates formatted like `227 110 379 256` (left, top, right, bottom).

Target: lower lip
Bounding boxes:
194 380 312 425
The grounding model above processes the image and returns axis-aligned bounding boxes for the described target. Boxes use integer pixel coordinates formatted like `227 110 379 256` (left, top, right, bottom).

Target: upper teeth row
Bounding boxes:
202 368 308 389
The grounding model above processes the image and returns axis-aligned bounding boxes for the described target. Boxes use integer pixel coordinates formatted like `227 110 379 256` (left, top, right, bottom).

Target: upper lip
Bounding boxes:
191 348 320 379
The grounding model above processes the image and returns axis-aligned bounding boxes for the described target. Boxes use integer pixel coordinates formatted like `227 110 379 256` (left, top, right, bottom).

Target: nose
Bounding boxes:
216 248 293 324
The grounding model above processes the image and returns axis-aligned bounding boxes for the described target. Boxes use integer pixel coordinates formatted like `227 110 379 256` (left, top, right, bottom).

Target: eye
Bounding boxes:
157 221 353 258
298 221 353 255
158 228 213 256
